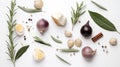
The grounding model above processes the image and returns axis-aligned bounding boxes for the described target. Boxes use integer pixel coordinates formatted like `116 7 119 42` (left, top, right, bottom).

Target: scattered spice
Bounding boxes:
92 32 103 42
24 36 26 40
106 51 109 54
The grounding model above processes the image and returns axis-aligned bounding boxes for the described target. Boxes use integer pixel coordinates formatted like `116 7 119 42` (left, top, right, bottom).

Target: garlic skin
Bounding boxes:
51 12 67 26
65 30 72 37
75 38 82 47
109 38 117 46
34 0 43 10
33 48 45 62
15 24 24 36
67 39 74 48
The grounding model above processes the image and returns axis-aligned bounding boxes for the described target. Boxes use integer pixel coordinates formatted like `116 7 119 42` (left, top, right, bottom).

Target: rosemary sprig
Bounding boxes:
71 1 86 30
91 1 107 11
6 0 29 67
6 0 17 66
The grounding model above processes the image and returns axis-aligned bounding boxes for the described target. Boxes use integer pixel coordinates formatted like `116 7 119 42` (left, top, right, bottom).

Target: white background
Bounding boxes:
0 0 120 67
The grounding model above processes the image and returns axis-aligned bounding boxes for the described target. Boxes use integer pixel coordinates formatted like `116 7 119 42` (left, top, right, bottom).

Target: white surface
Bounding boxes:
0 0 120 67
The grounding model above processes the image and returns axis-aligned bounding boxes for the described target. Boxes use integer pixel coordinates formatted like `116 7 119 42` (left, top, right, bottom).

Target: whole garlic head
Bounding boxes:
34 0 43 10
109 38 117 46
33 48 45 62
15 24 24 36
67 39 74 48
75 38 82 47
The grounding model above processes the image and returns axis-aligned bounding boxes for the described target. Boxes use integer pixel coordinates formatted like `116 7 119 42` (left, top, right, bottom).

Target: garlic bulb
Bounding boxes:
51 12 67 26
34 0 43 10
15 24 24 36
33 48 45 62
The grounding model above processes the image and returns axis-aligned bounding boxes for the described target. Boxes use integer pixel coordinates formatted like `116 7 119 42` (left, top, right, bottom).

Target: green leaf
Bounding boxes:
91 1 107 11
34 36 52 47
18 6 42 13
89 11 117 31
51 35 62 43
56 55 71 65
15 45 29 61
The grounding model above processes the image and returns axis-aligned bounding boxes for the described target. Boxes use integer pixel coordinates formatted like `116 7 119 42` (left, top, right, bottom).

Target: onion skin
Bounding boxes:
37 19 49 34
82 46 96 59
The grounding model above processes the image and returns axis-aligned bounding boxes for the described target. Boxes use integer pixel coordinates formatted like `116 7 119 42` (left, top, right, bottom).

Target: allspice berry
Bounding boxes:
75 38 82 47
109 38 117 46
67 39 74 48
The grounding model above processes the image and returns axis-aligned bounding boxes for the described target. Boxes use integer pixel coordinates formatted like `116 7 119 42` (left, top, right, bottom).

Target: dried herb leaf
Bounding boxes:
15 45 29 61
91 1 107 11
56 55 71 65
71 1 86 30
51 35 62 43
89 11 117 31
59 48 79 53
34 36 52 47
18 6 42 13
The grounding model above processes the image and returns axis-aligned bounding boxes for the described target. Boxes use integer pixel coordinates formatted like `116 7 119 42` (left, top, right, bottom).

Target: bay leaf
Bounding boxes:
15 45 29 61
89 11 117 31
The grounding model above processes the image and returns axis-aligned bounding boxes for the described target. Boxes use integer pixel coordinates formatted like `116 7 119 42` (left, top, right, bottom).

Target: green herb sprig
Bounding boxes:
18 6 42 13
56 55 71 65
91 1 107 11
51 35 62 44
71 1 86 30
34 36 52 47
59 48 79 53
6 0 29 67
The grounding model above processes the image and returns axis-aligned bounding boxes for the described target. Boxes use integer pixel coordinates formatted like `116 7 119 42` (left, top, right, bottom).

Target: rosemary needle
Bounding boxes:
91 1 107 11
56 55 71 65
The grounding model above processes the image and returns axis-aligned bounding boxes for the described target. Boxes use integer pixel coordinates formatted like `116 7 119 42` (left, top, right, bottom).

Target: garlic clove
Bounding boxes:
64 30 72 37
51 12 67 26
75 38 82 47
109 38 117 46
34 0 43 10
33 48 45 62
15 24 24 36
67 39 74 48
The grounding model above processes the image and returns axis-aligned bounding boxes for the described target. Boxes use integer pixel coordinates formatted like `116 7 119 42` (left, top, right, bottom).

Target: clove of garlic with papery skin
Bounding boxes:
109 38 117 46
33 48 45 62
51 12 67 26
65 30 72 37
75 38 82 47
34 0 43 10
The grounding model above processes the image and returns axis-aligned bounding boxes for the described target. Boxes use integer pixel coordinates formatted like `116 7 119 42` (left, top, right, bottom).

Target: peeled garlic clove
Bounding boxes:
64 30 72 37
34 0 43 10
75 38 82 47
15 24 24 36
51 12 67 26
109 38 117 46
67 39 74 48
33 48 45 62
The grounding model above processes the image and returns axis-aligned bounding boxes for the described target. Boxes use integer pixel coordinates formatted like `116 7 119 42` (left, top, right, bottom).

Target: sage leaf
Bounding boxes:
51 35 62 43
18 6 42 13
89 11 117 31
91 1 107 11
56 55 71 65
34 36 52 47
15 45 29 61
59 48 79 53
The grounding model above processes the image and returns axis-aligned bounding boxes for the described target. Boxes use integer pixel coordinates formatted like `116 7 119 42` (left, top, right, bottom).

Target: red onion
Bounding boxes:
82 46 96 59
37 19 49 34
